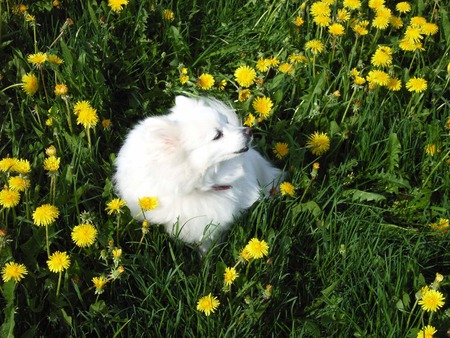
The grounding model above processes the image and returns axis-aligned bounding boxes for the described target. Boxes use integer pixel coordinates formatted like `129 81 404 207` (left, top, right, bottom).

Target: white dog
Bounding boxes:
114 96 282 253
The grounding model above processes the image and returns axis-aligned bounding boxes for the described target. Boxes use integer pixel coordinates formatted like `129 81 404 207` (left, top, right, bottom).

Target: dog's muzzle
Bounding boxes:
235 127 252 154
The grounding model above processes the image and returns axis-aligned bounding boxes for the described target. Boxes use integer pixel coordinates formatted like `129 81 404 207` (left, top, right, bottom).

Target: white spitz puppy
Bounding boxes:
114 96 282 253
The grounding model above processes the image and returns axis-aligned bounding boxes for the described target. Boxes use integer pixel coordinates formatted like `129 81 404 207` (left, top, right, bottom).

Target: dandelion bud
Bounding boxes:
54 83 68 96
45 145 57 157
435 273 444 283
112 248 122 259
447 62 450 75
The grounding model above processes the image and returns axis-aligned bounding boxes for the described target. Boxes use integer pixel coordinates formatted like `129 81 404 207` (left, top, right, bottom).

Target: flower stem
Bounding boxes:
45 224 50 257
56 271 62 296
63 97 73 133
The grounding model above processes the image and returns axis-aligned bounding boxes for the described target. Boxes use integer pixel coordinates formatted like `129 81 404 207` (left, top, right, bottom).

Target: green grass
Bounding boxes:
1 0 450 336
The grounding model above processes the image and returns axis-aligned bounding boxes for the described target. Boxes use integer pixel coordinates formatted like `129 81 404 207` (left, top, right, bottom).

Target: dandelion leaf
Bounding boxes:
441 8 450 45
0 280 16 338
292 201 322 217
386 133 401 173
343 189 386 202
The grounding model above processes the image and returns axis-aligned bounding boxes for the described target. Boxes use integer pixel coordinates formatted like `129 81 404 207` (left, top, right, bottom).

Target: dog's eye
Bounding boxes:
212 130 223 141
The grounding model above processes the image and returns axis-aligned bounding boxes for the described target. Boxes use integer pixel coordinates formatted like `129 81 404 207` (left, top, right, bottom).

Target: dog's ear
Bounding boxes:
147 118 179 152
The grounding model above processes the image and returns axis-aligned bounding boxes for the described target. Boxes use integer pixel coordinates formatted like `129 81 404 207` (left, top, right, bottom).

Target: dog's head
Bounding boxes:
151 96 251 172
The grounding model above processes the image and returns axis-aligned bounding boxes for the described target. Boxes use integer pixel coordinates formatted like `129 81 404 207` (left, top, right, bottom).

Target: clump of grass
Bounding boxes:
1 0 450 336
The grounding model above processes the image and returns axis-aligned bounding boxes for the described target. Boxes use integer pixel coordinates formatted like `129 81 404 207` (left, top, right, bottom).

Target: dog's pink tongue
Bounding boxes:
212 185 232 191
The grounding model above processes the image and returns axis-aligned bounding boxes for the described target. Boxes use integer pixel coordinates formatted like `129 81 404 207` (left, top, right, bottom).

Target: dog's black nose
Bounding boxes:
244 127 252 137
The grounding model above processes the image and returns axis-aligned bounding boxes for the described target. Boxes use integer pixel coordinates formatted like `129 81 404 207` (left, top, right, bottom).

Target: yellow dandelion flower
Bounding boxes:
278 63 294 74
406 77 427 93
353 76 366 86
371 46 393 67
305 39 324 55
196 73 215 90
268 57 280 67
108 0 128 12
54 83 68 96
396 2 411 13
32 204 59 227
328 22 345 36
73 100 91 116
27 52 48 66
294 16 304 27
280 181 295 197
336 9 351 22
217 79 227 90
390 16 404 29
106 198 127 215
243 113 256 127
273 142 289 159
307 132 331 156
92 276 108 294
224 267 239 286
310 1 331 18
410 16 427 28
425 144 439 156
197 293 220 316
240 247 253 261
350 68 360 77
418 289 445 312
343 0 361 10
234 65 257 88
47 251 71 273
289 54 308 64
429 218 449 233
368 0 385 10
138 196 159 211
372 8 391 30
256 58 271 72
13 159 31 175
387 77 402 91
244 238 269 259
43 156 60 172
421 23 438 36
313 16 332 27
77 106 99 129
0 189 20 208
399 38 424 52
238 89 251 102
47 54 64 65
180 75 189 84
404 26 423 44
252 96 273 119
8 176 30 192
71 223 98 248
25 14 35 22
416 325 436 338
112 248 122 259
352 22 369 36
2 262 28 283
366 70 390 86
0 158 18 172
21 73 39 95
162 9 174 21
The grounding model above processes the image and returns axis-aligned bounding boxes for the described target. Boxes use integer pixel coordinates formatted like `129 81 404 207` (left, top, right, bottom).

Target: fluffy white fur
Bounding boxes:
114 96 282 253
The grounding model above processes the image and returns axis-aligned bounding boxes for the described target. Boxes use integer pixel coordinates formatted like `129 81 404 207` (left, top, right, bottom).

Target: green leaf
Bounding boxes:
292 201 322 217
342 189 386 202
0 280 16 338
386 133 401 173
441 8 450 46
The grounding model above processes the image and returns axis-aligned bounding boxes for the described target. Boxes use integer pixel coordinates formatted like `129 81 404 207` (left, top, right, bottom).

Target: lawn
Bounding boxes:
1 0 450 336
